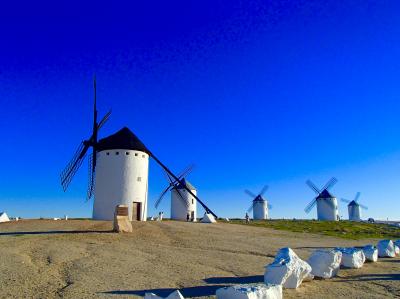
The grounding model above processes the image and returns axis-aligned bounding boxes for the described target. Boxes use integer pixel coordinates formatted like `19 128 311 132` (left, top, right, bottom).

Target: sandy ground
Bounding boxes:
0 220 398 299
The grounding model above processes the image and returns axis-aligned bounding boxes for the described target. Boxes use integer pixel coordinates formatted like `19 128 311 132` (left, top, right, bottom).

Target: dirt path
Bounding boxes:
0 220 398 298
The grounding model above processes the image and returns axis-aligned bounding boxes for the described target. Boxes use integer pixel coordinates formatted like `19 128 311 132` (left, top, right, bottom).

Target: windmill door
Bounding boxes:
132 202 142 221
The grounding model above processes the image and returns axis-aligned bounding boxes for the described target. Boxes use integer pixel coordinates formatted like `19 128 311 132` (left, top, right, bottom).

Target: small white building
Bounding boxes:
171 179 197 221
93 127 149 221
253 195 268 220
316 190 339 221
0 212 10 223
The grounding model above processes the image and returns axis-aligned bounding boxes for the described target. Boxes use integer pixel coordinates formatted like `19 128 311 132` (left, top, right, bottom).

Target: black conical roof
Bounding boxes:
176 178 196 190
348 200 359 207
253 195 266 202
96 127 150 153
316 189 335 199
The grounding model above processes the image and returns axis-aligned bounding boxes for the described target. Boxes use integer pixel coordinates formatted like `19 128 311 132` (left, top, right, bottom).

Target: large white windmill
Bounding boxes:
305 177 339 221
155 165 199 221
245 185 272 220
341 192 368 221
60 79 218 221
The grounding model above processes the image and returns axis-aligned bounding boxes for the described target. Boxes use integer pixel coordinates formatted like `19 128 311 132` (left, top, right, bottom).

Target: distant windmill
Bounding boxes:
245 185 272 220
60 79 218 221
341 192 368 221
305 177 339 221
155 165 199 221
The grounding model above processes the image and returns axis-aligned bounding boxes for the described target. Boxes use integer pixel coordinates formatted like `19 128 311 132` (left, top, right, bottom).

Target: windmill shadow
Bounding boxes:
204 275 264 284
0 230 113 237
101 285 224 297
336 273 400 282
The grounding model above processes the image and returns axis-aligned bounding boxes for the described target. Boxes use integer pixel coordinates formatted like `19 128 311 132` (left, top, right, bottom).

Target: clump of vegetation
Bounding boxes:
227 219 400 240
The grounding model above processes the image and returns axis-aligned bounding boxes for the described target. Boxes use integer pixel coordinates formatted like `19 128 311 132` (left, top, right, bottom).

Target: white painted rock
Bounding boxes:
201 213 217 223
145 290 184 299
264 247 312 289
307 249 342 279
362 245 378 262
395 245 400 256
216 284 282 299
377 240 396 258
335 248 365 268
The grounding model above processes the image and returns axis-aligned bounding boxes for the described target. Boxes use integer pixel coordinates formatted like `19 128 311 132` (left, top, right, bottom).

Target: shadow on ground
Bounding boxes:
336 273 400 282
102 285 224 297
102 275 264 297
0 230 113 236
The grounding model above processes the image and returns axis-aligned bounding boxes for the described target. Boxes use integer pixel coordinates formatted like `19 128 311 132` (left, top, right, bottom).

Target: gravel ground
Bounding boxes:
0 220 398 298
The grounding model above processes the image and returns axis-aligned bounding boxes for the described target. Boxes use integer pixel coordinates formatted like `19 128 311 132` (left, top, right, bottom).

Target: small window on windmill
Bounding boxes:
192 198 194 204
135 153 138 156
115 152 119 155
126 152 130 155
142 154 145 158
137 177 141 182
106 152 110 156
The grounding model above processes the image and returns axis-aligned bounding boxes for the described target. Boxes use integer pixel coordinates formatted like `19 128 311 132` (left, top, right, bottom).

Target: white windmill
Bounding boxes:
341 192 368 221
245 185 272 220
155 165 199 221
60 79 218 221
305 177 339 221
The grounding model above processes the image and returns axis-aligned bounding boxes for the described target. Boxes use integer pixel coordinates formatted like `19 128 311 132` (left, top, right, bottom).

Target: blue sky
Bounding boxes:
0 1 399 220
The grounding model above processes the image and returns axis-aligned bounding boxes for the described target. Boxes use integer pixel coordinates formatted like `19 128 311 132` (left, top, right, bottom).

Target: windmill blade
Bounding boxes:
306 180 321 194
354 192 361 202
86 153 96 201
323 177 338 191
267 203 273 209
244 189 257 198
155 186 173 209
97 109 112 131
304 198 317 213
341 198 351 204
259 185 269 196
178 164 195 180
60 141 90 191
247 202 254 213
359 203 368 210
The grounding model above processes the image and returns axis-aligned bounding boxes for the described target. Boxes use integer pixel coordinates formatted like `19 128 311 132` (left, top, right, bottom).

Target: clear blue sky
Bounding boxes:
0 1 399 220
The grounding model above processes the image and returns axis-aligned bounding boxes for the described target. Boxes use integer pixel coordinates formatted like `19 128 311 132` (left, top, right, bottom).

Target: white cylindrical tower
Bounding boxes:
93 127 150 221
348 201 361 221
316 196 339 221
253 197 268 220
171 179 197 221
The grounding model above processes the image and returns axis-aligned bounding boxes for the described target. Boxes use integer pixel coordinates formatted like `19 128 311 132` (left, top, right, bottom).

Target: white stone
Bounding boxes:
362 245 378 262
335 248 365 268
201 213 216 223
144 290 184 299
395 245 400 256
377 240 396 258
307 249 342 278
0 212 10 223
216 284 282 299
264 247 312 289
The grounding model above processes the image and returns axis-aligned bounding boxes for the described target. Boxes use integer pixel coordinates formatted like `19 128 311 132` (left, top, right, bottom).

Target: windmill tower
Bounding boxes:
305 177 339 221
341 192 368 221
61 79 219 221
245 185 272 220
155 165 200 221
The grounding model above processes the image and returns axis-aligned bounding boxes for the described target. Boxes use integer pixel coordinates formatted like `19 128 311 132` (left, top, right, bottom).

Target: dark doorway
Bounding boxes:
132 202 142 221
